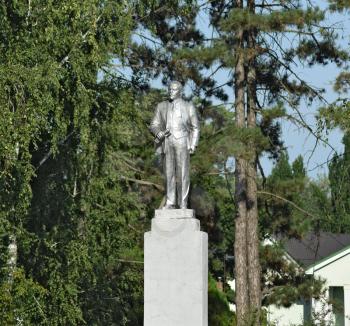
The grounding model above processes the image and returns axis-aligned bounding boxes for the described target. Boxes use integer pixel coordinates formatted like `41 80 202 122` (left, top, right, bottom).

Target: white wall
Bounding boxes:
268 303 304 326
308 252 350 287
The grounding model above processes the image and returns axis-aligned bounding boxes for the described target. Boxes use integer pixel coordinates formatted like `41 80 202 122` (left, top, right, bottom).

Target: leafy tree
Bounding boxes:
262 153 309 238
317 0 350 232
328 133 350 232
257 153 324 307
0 1 149 324
208 274 235 326
0 268 47 325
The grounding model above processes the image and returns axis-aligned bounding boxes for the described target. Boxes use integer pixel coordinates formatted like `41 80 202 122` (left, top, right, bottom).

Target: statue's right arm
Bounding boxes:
149 103 162 137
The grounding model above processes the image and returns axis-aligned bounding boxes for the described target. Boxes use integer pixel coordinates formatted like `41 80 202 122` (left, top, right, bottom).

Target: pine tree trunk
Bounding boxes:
246 1 262 323
234 0 249 323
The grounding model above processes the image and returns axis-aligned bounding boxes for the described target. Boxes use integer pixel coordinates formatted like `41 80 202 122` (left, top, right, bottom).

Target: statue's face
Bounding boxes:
168 82 182 100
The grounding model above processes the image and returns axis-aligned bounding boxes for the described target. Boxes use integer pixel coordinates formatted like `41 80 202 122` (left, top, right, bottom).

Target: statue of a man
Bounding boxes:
150 81 200 209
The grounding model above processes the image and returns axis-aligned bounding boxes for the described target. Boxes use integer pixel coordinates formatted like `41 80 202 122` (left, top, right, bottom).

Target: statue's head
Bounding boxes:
168 81 183 101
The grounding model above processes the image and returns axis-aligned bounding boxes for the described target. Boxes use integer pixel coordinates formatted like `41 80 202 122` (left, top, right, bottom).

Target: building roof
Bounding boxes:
283 232 350 268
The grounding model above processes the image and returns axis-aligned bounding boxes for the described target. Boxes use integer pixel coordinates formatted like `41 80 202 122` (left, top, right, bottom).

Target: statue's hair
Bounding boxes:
169 80 183 90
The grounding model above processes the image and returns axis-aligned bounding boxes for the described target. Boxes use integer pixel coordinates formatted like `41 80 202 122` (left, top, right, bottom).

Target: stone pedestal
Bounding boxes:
144 209 208 326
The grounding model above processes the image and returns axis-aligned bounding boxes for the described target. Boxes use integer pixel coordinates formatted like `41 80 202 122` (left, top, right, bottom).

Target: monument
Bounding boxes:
144 81 208 326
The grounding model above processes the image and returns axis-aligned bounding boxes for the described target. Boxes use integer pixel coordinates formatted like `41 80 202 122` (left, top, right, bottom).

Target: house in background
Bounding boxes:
268 232 350 326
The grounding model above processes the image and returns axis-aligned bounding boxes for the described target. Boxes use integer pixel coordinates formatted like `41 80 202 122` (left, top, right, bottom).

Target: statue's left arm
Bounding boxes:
188 103 200 151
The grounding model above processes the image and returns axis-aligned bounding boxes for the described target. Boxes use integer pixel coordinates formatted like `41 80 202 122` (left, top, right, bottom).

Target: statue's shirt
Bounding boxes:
168 99 188 139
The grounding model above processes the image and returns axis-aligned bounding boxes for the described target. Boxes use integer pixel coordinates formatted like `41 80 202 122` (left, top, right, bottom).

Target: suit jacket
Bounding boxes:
150 98 200 154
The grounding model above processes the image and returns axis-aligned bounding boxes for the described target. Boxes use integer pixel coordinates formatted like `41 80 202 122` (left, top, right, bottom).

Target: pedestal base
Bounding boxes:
144 209 208 326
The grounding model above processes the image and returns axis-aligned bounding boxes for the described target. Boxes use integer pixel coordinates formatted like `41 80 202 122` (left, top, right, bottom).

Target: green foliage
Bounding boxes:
208 274 235 326
0 269 47 325
187 104 237 278
301 178 334 232
328 0 350 12
292 155 306 178
261 152 310 237
0 1 148 324
261 241 325 309
175 41 235 68
293 26 349 67
319 100 350 131
328 133 350 232
259 153 329 308
20 85 147 325
334 71 350 93
220 8 324 32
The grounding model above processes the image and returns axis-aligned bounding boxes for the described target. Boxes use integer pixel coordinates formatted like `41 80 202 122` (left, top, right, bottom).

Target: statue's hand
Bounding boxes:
164 129 171 137
156 131 165 141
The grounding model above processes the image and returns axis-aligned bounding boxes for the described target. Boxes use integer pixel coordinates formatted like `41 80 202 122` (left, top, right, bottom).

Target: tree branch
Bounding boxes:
120 176 164 191
116 259 143 264
257 190 318 220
